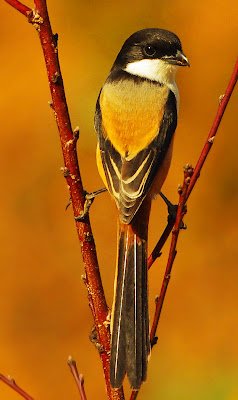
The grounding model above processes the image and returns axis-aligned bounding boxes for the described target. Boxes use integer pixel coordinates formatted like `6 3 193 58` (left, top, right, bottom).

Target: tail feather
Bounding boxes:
110 231 128 386
110 222 150 389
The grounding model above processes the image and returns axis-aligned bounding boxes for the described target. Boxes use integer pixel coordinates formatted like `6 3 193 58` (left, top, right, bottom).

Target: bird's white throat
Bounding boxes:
124 58 179 101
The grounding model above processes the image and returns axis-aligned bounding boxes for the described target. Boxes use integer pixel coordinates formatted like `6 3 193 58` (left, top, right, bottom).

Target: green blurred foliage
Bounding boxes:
0 0 237 399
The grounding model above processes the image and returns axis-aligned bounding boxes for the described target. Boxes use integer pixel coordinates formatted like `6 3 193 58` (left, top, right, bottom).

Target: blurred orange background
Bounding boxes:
0 0 238 399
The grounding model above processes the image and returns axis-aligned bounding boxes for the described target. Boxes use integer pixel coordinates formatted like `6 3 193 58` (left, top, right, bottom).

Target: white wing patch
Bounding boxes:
122 153 151 185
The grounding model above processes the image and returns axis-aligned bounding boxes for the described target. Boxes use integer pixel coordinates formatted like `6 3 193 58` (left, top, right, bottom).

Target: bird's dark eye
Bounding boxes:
144 45 156 57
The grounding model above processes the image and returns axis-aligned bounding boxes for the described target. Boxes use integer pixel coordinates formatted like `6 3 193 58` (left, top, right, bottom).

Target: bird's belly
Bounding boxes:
100 80 169 157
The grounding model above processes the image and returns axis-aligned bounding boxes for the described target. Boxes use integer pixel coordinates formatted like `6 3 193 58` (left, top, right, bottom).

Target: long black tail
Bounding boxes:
110 220 150 389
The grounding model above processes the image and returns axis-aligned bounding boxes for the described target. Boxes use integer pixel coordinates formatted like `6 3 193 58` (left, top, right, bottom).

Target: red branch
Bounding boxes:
187 57 238 199
0 374 34 400
4 1 124 399
150 165 193 344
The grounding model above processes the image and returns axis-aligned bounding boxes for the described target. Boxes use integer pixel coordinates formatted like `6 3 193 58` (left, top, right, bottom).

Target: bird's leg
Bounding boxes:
75 187 107 221
160 192 187 229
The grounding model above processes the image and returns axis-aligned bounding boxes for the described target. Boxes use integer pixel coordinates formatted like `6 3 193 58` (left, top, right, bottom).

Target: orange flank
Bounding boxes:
96 144 108 189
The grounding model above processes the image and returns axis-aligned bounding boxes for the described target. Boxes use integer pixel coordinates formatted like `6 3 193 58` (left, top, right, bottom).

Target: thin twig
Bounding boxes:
187 57 238 200
4 0 31 16
0 374 34 400
4 1 125 399
150 164 193 345
68 357 88 400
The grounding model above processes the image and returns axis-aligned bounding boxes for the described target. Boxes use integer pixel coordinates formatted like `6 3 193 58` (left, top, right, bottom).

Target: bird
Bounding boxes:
94 28 189 389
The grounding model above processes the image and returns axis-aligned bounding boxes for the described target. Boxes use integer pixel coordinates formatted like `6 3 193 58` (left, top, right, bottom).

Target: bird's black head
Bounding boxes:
112 28 189 71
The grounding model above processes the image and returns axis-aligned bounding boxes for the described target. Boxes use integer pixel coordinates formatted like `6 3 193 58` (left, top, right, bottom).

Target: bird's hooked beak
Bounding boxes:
162 50 190 67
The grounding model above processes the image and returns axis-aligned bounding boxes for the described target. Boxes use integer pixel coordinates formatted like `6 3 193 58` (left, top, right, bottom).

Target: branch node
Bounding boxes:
52 33 58 50
81 274 87 285
79 373 84 385
208 136 215 144
155 295 159 303
0 372 34 400
51 71 61 84
83 231 93 242
219 94 225 104
165 273 171 281
89 327 104 352
7 375 15 383
28 9 43 31
61 166 70 177
67 355 75 366
65 139 74 149
185 176 191 186
103 311 111 328
183 163 194 176
177 184 183 195
73 126 80 140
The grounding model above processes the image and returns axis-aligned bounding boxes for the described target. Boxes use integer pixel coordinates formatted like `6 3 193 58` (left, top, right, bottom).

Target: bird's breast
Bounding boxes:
100 79 169 157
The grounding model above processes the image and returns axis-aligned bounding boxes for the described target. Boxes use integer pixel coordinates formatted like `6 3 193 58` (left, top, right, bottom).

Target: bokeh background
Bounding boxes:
0 0 238 399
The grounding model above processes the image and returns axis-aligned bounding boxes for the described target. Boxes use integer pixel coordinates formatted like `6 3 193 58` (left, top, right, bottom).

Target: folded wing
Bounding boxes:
95 90 177 223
